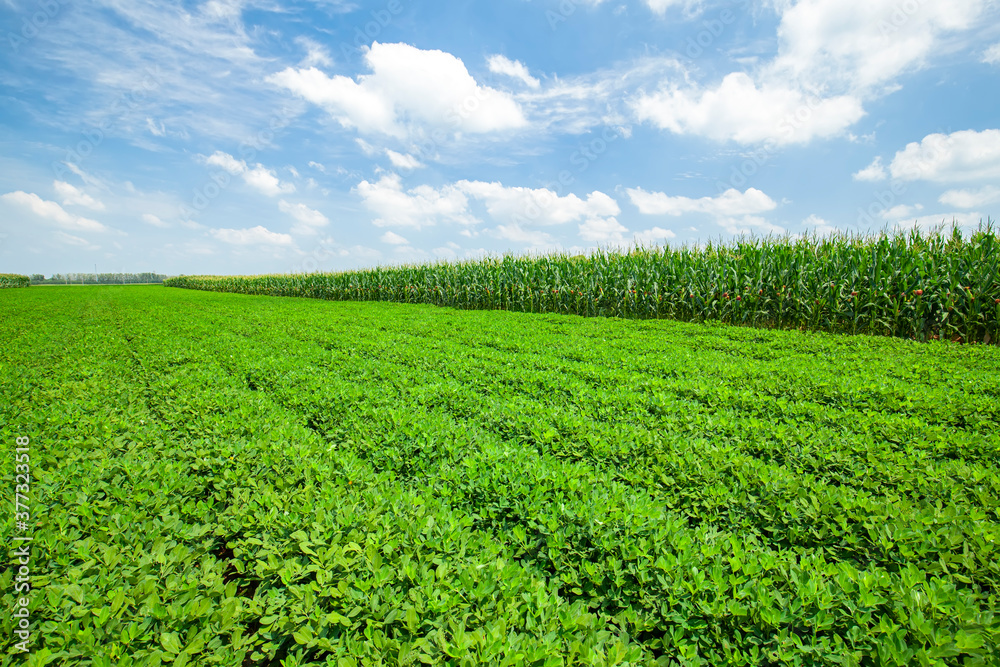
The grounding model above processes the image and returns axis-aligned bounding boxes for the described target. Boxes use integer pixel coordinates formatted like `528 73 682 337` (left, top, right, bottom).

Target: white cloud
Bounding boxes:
295 36 333 68
354 173 478 229
632 0 988 145
206 150 247 174
379 231 410 245
455 181 620 226
717 215 787 236
632 226 677 245
268 42 527 138
801 214 840 237
204 151 295 196
385 150 424 170
308 161 327 173
145 117 166 137
210 225 294 246
888 129 1000 182
579 217 629 244
487 55 540 89
938 185 1000 209
984 42 1000 65
141 213 169 228
1 191 108 233
632 73 865 145
243 165 295 196
771 0 986 92
645 0 703 16
880 203 924 220
53 180 105 210
492 224 555 247
355 175 624 243
627 186 777 217
853 156 887 182
278 200 329 234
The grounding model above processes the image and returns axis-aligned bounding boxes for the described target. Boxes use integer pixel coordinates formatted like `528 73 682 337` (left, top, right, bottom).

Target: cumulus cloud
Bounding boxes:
354 174 625 247
492 224 556 247
456 180 620 226
579 216 629 245
53 180 105 210
354 173 478 229
632 73 864 145
487 55 540 89
771 0 986 93
204 151 295 196
888 129 1000 182
243 165 295 196
206 151 246 174
627 186 777 217
938 185 1000 209
880 203 924 220
632 226 678 245
627 186 781 236
852 157 887 182
278 200 330 234
268 42 527 139
1 191 108 232
631 0 988 145
379 230 410 245
210 225 294 246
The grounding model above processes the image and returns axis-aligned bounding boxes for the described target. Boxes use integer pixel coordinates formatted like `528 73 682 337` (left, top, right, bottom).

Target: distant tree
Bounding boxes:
30 274 45 283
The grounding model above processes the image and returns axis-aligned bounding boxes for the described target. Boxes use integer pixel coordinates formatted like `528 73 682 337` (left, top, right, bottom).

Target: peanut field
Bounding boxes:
1 285 998 666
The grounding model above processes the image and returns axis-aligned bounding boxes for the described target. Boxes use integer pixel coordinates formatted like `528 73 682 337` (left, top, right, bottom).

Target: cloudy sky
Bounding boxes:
1 0 999 276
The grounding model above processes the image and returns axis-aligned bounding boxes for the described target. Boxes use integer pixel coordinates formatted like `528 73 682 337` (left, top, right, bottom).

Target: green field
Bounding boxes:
2 285 999 666
165 226 1000 345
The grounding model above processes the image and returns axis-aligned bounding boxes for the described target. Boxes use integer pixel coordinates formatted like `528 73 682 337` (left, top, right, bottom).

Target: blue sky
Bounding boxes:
1 0 999 276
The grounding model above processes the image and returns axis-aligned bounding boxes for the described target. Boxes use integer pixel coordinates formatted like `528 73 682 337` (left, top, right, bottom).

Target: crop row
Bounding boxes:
0 273 30 288
165 225 1000 344
2 286 998 665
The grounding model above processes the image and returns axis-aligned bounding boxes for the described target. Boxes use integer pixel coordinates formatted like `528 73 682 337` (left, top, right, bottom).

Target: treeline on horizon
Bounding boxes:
29 272 170 285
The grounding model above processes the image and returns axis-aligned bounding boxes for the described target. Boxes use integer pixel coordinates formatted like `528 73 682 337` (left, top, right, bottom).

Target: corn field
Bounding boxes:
165 223 1000 344
0 273 30 288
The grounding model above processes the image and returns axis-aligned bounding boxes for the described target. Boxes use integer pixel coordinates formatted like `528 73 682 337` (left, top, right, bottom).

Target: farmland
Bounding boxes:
165 226 1000 345
0 274 29 289
1 285 999 666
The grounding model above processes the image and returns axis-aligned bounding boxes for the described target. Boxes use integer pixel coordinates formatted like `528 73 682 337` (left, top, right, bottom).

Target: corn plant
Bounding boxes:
0 273 30 288
165 221 1000 344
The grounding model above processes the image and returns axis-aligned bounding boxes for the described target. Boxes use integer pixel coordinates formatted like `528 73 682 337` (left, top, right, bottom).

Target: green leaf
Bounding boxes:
160 632 182 655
